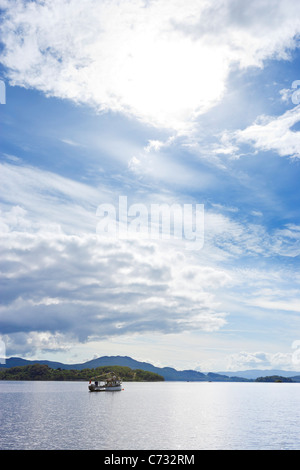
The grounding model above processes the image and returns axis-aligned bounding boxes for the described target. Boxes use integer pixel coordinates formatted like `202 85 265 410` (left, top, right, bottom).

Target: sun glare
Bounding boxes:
110 34 228 131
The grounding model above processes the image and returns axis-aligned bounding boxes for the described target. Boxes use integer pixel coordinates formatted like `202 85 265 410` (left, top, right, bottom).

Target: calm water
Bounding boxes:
1 381 300 450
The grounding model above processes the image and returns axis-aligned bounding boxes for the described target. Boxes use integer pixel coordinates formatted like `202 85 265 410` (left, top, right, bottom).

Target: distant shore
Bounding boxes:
0 363 164 382
1 363 300 383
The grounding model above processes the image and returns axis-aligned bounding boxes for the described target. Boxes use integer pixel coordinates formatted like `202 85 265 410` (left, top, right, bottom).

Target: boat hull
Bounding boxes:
89 384 122 392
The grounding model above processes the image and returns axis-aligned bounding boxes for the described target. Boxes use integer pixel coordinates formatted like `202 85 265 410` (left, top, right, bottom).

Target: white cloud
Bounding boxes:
231 105 300 159
0 161 112 234
60 138 82 147
279 88 293 103
251 210 263 217
0 223 230 355
227 350 295 371
2 0 300 133
0 162 233 354
2 160 300 262
247 293 300 313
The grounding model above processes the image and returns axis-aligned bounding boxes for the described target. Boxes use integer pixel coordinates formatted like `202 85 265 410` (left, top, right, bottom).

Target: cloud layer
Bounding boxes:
1 159 300 357
0 212 229 356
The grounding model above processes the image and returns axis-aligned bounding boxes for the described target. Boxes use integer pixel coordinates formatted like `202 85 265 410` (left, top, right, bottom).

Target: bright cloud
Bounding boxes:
232 105 300 160
2 0 300 133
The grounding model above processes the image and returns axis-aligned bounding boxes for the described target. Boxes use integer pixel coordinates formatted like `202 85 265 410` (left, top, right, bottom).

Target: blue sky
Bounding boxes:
1 0 300 371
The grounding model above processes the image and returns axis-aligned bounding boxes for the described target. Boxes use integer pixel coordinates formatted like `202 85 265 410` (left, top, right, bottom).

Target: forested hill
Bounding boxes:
0 363 164 382
0 355 245 381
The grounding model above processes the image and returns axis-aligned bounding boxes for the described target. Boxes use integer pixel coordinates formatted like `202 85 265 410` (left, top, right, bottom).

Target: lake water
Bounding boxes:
1 381 300 450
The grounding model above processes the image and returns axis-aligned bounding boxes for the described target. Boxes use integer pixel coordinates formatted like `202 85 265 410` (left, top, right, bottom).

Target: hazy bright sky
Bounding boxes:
1 0 300 371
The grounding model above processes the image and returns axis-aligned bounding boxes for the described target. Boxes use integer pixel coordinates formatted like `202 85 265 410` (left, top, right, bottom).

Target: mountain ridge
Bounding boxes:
0 355 210 381
1 355 300 381
217 368 300 380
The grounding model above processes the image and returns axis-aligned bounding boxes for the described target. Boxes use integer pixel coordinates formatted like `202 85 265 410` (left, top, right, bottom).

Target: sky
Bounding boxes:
1 0 300 372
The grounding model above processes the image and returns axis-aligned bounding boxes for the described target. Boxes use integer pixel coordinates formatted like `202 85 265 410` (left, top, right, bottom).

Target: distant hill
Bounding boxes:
0 356 209 381
255 375 294 383
1 356 300 382
217 369 300 380
0 356 68 370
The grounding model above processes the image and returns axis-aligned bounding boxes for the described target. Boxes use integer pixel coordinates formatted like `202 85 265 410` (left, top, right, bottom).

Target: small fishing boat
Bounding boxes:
88 373 122 392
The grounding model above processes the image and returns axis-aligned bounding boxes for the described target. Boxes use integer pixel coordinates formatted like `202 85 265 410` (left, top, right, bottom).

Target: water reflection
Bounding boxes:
1 381 300 449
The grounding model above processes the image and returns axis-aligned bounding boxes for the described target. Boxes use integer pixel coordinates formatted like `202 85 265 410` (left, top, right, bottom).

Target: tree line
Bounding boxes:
0 363 164 382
